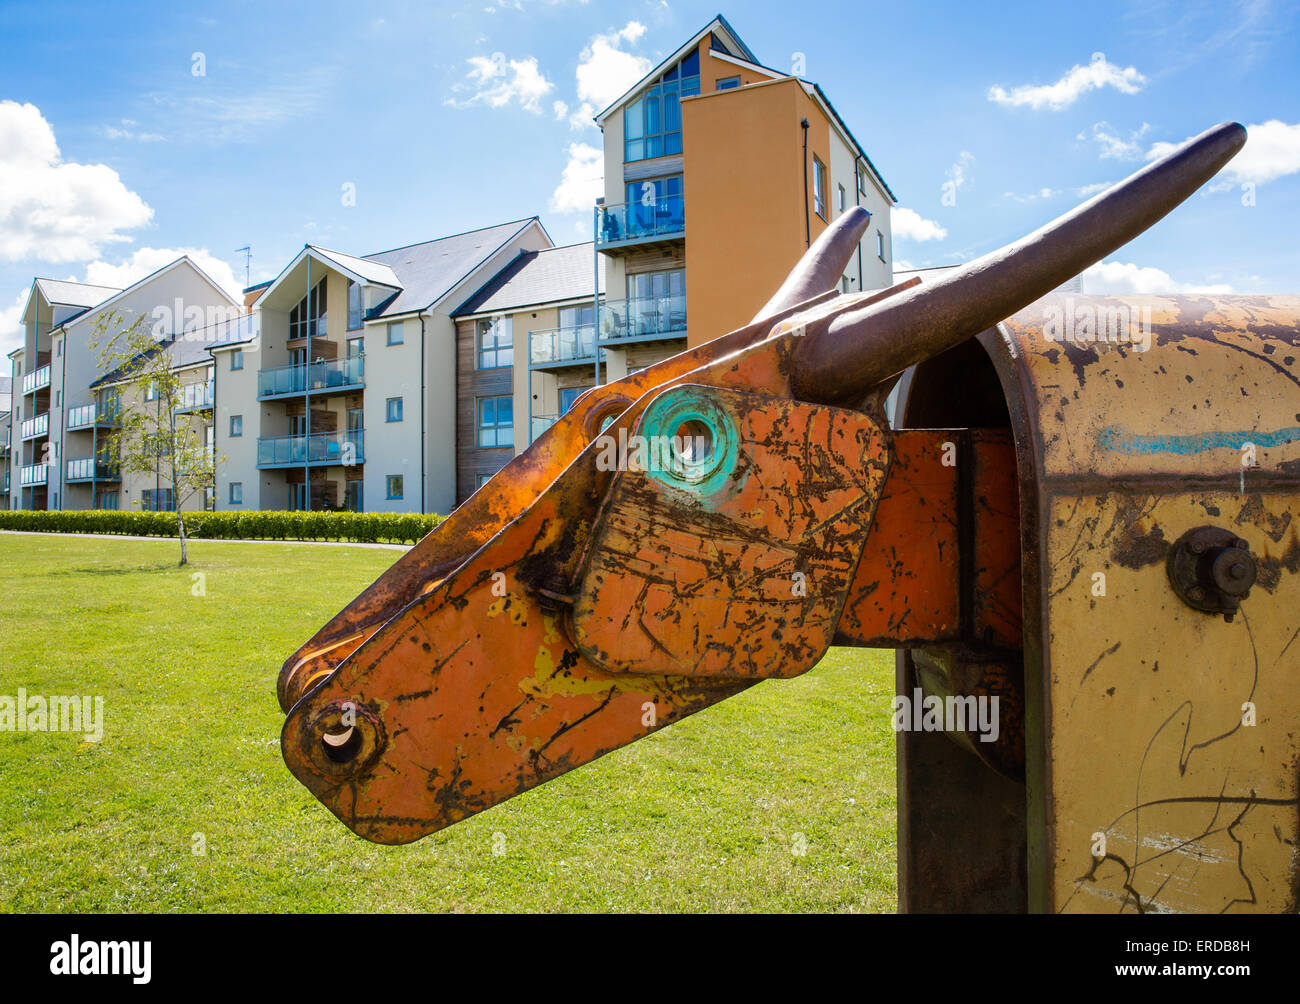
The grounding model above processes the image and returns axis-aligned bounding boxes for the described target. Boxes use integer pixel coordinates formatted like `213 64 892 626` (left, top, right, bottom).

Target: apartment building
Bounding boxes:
451 242 601 502
212 217 553 516
2 15 892 519
594 14 896 350
3 260 241 512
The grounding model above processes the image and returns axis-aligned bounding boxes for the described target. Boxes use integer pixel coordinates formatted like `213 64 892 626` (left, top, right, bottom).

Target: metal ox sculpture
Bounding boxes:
279 122 1300 913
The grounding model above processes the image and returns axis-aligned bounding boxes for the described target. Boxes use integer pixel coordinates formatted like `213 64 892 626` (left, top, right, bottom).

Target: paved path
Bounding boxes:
0 529 411 551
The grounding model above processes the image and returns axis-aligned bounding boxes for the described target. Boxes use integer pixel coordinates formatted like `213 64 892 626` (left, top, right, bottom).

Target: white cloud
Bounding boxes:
77 247 242 301
1076 181 1112 196
1146 119 1300 184
566 21 652 129
549 143 603 214
103 118 164 143
0 286 28 359
1003 187 1059 203
988 53 1146 111
892 207 948 242
0 100 153 263
1080 120 1150 159
1083 260 1234 295
553 99 569 120
147 68 334 144
446 52 554 113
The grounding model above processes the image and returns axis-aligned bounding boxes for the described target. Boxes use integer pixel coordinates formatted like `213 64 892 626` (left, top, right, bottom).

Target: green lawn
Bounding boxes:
0 534 898 912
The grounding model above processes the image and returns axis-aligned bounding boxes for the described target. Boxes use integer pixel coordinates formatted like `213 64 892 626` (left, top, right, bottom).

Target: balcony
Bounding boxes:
0 428 9 454
600 293 687 344
20 411 49 440
257 430 365 469
529 325 598 367
530 415 559 443
258 357 364 399
66 402 120 430
595 195 685 252
176 379 215 414
19 463 48 487
22 365 51 395
66 458 119 482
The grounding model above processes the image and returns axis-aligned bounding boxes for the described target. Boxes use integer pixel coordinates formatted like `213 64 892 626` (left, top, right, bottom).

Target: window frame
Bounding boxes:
387 321 404 346
386 474 404 500
347 280 364 332
231 348 244 371
812 155 828 220
229 414 243 438
715 75 741 90
876 229 887 262
475 317 513 370
386 396 404 423
476 394 514 449
229 482 243 505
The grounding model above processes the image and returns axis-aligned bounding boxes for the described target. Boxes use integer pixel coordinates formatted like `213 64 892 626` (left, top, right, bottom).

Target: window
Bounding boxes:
288 483 307 511
55 390 60 407
560 387 587 414
347 280 364 331
477 395 513 448
476 473 493 490
857 164 870 197
842 276 850 293
347 337 364 359
476 317 513 369
876 230 887 261
812 156 827 219
142 488 175 511
387 321 404 345
145 380 159 402
231 348 243 371
621 175 685 238
838 184 847 213
716 75 741 90
289 278 327 340
344 481 362 512
386 475 404 500
623 48 700 162
98 491 118 511
386 396 403 423
229 482 243 505
288 414 307 437
230 415 243 437
56 341 62 357
622 268 686 337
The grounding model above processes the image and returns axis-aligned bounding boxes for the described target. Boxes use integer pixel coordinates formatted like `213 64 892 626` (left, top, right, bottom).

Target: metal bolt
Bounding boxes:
1190 540 1206 555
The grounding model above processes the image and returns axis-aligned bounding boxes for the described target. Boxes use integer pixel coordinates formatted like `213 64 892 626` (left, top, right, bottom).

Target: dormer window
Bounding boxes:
624 48 701 163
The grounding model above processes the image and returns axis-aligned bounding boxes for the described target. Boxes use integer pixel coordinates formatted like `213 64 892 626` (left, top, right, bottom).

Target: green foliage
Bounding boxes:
0 509 444 544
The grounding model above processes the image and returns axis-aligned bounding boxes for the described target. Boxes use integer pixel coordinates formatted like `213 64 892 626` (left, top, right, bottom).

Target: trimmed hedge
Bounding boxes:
0 509 444 545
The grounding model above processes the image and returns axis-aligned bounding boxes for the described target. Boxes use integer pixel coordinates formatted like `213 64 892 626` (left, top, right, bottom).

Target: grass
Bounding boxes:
0 534 898 912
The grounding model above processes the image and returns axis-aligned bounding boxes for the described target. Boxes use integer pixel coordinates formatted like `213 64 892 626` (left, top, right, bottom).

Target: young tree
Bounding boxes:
92 310 217 565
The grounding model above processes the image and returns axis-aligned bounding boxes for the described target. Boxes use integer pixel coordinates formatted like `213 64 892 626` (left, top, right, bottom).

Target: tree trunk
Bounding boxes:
176 508 188 566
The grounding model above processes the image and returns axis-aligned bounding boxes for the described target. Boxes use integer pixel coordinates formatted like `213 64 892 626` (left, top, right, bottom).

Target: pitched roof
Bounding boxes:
306 246 402 289
453 243 600 317
362 218 544 317
33 278 120 308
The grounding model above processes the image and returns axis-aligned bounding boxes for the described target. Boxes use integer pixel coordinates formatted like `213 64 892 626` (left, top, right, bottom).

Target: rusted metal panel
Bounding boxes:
571 385 890 679
988 294 1300 913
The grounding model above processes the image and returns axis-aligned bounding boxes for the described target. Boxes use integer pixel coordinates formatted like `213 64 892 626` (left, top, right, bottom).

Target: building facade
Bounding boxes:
1 14 893 518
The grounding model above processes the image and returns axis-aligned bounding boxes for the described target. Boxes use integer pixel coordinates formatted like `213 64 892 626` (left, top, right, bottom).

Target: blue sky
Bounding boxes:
1 0 1297 361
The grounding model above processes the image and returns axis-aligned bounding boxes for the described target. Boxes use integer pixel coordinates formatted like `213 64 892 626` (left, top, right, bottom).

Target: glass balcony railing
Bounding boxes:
258 357 364 399
595 195 685 249
20 411 49 440
529 325 597 366
530 415 559 443
66 402 121 430
177 379 215 413
22 365 51 395
256 429 365 468
66 457 119 482
600 293 687 341
2 471 8 493
19 463 48 487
